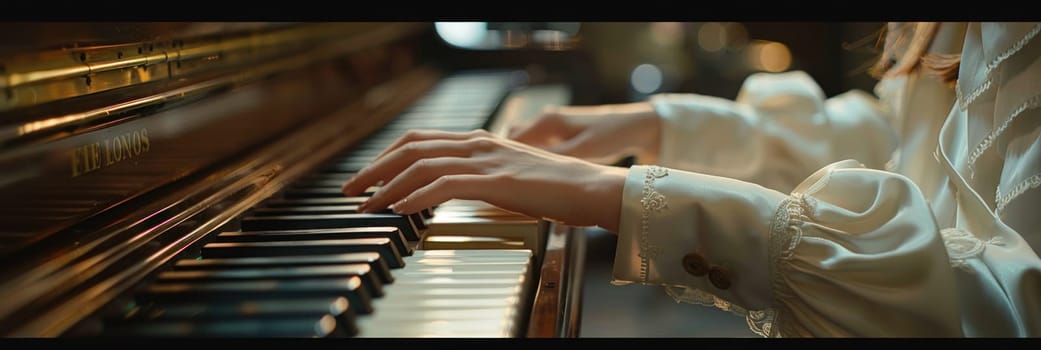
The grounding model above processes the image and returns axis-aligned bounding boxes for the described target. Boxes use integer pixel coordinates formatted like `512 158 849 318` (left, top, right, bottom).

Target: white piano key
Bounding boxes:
350 247 534 337
366 297 521 310
357 318 519 338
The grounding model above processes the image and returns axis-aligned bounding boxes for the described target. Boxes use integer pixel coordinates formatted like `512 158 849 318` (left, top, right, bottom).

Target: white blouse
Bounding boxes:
610 22 1041 337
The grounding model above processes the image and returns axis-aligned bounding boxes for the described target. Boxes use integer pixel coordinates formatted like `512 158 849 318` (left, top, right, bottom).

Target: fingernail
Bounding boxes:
356 201 368 213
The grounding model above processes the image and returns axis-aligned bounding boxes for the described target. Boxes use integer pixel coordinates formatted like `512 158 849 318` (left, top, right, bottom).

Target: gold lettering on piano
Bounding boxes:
70 128 151 177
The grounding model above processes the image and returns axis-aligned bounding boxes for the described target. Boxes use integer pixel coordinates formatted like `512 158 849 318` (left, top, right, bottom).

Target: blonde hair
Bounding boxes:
869 22 960 87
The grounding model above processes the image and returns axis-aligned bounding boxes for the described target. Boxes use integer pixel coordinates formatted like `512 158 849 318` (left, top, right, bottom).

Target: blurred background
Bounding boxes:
431 21 887 337
430 22 886 104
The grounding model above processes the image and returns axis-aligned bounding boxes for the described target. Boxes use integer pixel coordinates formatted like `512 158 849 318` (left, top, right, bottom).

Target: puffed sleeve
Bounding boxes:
611 159 963 337
647 71 897 193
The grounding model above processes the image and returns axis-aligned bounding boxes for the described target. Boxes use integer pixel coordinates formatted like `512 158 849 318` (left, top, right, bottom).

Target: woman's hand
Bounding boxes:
340 129 628 233
508 102 662 164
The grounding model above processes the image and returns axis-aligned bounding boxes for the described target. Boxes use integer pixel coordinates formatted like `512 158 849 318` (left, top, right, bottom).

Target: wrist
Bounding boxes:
584 164 629 233
626 102 662 164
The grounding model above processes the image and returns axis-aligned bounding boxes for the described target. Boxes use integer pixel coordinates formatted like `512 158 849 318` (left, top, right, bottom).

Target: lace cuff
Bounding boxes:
637 165 670 282
612 165 796 337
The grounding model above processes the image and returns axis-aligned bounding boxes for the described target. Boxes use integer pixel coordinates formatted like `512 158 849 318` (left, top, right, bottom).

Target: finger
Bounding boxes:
359 157 480 212
388 174 493 215
342 138 479 196
371 129 490 163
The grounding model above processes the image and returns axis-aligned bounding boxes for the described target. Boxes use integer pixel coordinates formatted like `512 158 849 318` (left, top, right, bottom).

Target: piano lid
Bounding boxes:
0 22 445 336
0 21 430 254
0 21 428 271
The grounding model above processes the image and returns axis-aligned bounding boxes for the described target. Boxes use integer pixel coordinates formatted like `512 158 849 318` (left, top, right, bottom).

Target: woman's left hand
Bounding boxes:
340 129 628 232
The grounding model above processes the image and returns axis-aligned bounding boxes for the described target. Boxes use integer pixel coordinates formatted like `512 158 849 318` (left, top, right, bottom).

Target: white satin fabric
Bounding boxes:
611 22 1041 337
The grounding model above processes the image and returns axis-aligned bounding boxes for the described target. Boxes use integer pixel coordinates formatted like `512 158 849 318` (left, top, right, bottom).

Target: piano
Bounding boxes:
0 22 586 337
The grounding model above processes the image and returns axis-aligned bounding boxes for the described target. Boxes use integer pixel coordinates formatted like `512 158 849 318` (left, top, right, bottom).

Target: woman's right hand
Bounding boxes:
340 129 628 232
507 101 662 164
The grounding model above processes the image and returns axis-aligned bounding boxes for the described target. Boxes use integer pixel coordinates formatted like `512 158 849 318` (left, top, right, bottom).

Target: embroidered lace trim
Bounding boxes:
663 285 779 338
959 24 1041 175
957 24 1041 109
638 165 669 282
957 77 992 112
996 172 1041 215
766 193 810 337
967 94 1041 173
770 194 809 263
939 227 1003 273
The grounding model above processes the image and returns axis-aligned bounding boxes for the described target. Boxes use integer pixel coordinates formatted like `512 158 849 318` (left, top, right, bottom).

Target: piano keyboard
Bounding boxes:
99 70 557 337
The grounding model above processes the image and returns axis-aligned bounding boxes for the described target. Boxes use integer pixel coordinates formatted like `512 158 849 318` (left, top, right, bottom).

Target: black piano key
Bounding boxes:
259 197 434 219
331 153 375 160
262 196 368 207
343 144 396 153
102 315 346 337
248 206 428 231
134 277 373 314
281 187 351 198
322 161 371 173
154 264 384 298
297 174 355 183
354 135 408 145
292 178 355 188
339 149 382 158
239 213 420 241
201 238 405 269
280 186 378 198
250 204 367 215
216 226 411 257
287 183 352 190
173 253 394 284
408 212 428 230
117 297 358 336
